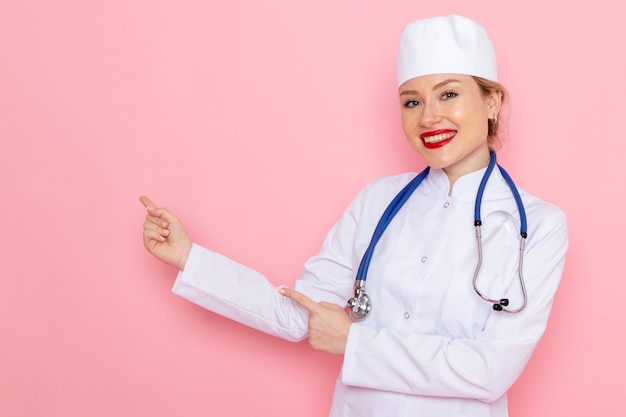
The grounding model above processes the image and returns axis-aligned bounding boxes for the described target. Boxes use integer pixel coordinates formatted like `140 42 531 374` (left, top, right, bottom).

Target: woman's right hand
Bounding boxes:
139 196 193 270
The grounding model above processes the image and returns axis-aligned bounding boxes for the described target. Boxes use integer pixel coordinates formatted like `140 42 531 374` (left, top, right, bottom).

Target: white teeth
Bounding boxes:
423 132 455 144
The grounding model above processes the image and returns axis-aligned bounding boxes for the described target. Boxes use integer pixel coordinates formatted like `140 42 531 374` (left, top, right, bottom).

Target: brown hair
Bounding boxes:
472 76 508 150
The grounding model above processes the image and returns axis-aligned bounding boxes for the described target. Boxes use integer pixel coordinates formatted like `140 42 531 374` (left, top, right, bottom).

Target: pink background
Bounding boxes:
1 0 623 416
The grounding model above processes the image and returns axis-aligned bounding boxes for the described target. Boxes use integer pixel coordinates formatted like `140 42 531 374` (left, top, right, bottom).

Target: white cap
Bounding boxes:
397 15 498 87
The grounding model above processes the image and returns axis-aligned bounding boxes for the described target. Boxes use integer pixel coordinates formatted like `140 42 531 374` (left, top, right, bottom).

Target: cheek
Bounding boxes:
452 106 489 141
448 104 469 124
400 112 416 137
399 113 425 152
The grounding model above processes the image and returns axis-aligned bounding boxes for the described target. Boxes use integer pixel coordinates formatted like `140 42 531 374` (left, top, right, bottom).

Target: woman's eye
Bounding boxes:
442 92 457 100
404 100 421 108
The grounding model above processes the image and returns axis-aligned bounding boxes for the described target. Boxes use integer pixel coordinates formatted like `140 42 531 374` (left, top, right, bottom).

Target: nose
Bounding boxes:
418 101 441 128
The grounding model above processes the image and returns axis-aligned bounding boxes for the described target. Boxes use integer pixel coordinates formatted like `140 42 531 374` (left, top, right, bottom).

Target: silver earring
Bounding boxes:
491 114 498 124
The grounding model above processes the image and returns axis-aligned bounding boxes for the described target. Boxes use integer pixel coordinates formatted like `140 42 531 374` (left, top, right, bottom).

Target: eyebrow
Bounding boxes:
399 78 462 96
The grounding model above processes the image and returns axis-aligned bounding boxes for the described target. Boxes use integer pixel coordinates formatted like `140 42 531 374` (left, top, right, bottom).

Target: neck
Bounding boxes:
443 150 493 195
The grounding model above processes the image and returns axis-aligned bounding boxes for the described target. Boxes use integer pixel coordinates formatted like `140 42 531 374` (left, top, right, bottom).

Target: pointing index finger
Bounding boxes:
279 287 319 312
139 195 157 211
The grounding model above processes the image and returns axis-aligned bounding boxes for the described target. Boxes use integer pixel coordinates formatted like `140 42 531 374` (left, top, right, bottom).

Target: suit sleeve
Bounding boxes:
170 185 369 342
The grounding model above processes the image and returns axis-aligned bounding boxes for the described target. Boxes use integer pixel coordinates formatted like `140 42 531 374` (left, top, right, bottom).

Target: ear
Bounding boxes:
486 89 503 116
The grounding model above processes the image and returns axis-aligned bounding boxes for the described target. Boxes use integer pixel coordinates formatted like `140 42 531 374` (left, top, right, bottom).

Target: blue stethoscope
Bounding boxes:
347 151 528 320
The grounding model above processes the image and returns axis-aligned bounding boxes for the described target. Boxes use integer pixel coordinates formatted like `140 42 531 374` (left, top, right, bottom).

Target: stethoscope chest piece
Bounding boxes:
347 280 371 320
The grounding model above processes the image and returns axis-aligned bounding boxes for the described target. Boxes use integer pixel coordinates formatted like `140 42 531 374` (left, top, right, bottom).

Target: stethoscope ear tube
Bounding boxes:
472 224 528 313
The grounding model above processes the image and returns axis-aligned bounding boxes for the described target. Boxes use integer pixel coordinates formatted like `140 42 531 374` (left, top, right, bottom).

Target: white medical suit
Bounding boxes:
172 166 568 417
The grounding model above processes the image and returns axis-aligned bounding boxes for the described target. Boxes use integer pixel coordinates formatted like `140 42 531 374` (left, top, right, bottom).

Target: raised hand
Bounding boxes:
139 196 193 270
279 288 352 355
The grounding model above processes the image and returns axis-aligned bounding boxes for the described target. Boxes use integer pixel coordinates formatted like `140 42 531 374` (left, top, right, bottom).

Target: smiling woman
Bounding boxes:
140 14 568 417
399 74 501 187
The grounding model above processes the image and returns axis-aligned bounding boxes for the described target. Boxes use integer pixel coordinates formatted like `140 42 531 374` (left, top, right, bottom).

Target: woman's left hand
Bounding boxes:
279 288 352 355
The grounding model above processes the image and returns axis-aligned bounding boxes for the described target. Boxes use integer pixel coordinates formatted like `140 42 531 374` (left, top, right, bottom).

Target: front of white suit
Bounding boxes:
172 167 568 417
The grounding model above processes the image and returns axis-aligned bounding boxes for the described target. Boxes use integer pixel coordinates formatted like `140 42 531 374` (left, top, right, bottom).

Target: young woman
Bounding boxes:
140 14 568 417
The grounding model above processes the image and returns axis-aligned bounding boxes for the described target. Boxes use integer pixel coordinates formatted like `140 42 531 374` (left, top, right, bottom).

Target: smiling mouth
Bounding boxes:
421 131 456 144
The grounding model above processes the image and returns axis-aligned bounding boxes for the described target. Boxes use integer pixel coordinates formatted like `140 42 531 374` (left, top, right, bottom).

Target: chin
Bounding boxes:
413 150 453 170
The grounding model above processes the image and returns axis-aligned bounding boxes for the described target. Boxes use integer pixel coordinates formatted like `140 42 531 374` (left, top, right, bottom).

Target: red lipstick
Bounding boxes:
419 129 456 149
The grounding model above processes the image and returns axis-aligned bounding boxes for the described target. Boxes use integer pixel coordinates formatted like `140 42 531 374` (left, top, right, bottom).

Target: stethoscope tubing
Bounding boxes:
473 155 528 313
348 151 529 319
354 167 430 283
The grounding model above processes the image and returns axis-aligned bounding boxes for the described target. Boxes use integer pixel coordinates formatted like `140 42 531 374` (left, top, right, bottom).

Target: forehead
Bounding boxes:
398 73 477 94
